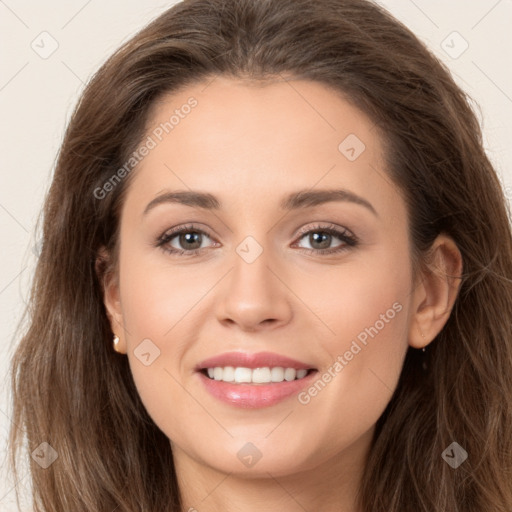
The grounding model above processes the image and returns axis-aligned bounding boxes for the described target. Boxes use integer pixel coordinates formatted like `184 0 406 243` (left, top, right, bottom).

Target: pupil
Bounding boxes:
311 232 330 249
181 232 201 249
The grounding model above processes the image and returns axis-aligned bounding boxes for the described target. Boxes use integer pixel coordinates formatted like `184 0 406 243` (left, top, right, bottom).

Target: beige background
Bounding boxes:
1 0 511 509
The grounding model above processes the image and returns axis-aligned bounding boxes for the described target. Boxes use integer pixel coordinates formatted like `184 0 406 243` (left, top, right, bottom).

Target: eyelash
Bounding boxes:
155 223 359 257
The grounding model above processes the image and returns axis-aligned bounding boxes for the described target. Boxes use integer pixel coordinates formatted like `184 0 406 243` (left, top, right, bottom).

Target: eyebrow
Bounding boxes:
143 188 378 217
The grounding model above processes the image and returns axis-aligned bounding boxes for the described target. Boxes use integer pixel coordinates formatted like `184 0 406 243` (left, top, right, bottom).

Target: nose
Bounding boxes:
215 245 293 332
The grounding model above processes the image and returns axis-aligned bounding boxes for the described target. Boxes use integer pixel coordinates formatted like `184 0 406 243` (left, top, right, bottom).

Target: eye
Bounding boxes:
156 224 216 256
293 224 358 255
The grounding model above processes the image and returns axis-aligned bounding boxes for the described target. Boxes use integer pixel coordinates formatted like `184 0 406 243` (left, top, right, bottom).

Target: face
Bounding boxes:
105 76 419 478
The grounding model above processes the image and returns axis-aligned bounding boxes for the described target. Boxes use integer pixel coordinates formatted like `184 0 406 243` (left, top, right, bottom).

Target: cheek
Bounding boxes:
119 247 208 341
299 248 411 440
306 243 410 354
116 251 199 432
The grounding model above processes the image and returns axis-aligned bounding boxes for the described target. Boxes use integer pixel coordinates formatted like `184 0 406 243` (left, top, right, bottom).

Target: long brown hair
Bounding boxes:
9 0 512 510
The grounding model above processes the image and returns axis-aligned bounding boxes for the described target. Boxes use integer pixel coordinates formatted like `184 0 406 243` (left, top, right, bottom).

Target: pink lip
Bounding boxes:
197 370 318 408
196 351 314 371
195 351 317 409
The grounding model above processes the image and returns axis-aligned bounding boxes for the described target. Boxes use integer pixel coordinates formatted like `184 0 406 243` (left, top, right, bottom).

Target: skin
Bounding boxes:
101 76 462 512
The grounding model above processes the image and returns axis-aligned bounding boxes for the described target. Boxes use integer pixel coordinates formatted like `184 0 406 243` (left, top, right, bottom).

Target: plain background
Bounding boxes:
1 0 511 509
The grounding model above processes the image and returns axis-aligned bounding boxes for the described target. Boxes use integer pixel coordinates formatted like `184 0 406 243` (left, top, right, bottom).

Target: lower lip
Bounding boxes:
197 370 318 408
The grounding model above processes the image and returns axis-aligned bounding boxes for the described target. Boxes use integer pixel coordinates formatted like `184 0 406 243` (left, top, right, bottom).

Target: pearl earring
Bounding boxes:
113 334 122 353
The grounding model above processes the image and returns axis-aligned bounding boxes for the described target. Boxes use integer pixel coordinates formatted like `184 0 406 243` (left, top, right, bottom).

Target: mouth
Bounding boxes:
194 351 318 408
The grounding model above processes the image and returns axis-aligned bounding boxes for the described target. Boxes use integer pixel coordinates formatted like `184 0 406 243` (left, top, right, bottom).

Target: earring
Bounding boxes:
418 327 426 351
419 330 428 370
113 334 122 353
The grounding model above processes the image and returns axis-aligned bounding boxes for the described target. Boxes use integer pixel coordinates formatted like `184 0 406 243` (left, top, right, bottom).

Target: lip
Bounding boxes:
196 351 314 371
195 351 318 409
197 370 318 408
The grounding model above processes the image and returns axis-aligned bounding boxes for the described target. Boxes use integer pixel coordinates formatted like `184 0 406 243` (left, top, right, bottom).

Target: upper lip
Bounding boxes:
196 351 316 371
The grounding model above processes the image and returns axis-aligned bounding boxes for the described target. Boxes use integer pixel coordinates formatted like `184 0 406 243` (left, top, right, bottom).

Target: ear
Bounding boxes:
95 246 127 354
408 233 463 349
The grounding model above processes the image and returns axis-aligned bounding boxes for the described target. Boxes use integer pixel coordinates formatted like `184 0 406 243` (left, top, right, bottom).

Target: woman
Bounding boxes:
9 0 512 510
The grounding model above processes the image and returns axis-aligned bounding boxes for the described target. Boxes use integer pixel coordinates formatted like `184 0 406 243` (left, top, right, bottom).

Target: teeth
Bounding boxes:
252 367 272 383
271 367 284 382
284 368 296 381
234 367 252 383
222 366 235 382
204 366 310 384
296 369 308 379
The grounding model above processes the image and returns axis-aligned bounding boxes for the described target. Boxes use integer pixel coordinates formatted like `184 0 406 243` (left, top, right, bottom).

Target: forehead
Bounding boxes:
122 76 403 222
